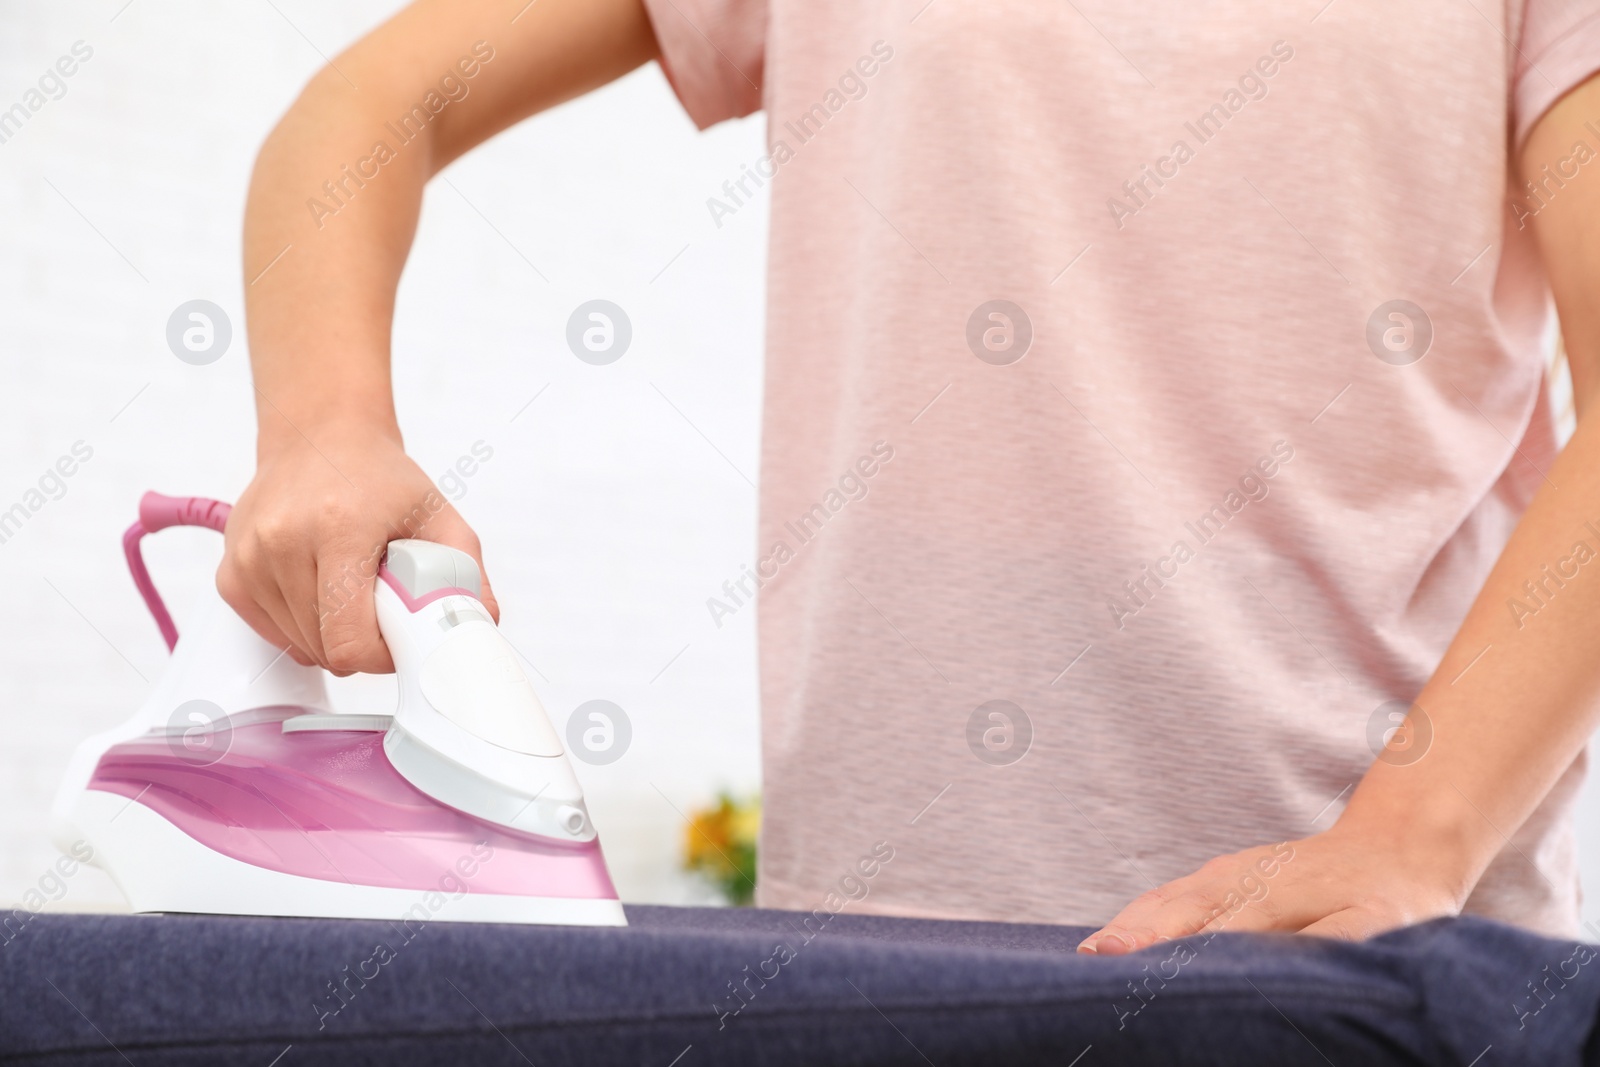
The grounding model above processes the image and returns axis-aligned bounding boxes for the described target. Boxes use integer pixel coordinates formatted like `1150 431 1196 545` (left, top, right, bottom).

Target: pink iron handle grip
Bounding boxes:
124 492 234 651
138 492 231 535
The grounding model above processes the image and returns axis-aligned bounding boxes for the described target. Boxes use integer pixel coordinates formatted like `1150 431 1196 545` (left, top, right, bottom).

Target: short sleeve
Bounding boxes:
639 0 767 129
1513 0 1600 147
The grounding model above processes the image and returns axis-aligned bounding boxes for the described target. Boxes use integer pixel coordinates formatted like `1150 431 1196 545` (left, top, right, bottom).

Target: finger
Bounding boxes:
245 519 328 667
1187 864 1342 938
1079 843 1307 954
1299 908 1376 940
256 572 320 668
1297 909 1388 941
234 511 326 667
1079 880 1223 955
1190 891 1288 937
268 545 330 668
316 536 393 674
217 559 316 668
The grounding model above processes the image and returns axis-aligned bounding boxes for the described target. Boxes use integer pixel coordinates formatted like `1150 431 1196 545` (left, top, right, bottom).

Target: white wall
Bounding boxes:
5 1 1600 932
0 0 767 910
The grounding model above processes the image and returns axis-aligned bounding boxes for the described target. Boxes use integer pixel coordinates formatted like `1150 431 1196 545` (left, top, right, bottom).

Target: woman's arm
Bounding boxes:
1080 74 1600 953
223 0 656 673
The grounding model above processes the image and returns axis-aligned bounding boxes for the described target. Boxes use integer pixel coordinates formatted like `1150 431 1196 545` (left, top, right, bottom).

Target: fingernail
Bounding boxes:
1089 932 1133 956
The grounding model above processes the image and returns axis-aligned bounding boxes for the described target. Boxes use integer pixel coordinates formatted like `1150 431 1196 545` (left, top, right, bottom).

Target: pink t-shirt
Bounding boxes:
641 0 1600 935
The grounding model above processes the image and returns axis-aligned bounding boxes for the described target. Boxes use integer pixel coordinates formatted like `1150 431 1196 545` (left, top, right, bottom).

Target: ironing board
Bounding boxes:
3 905 1597 1065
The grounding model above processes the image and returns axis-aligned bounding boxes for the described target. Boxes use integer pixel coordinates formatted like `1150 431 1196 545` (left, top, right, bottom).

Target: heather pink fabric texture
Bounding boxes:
640 0 1600 935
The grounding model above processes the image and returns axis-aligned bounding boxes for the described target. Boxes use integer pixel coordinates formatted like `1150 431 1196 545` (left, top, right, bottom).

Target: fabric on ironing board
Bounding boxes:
2 906 1598 1065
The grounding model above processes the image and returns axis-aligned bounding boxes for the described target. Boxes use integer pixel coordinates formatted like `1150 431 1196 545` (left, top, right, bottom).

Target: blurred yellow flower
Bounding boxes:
683 792 760 905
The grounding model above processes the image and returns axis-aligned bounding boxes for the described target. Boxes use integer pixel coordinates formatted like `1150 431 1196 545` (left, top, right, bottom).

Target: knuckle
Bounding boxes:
226 537 263 575
1189 890 1228 923
253 513 299 553
1131 887 1171 911
215 564 246 609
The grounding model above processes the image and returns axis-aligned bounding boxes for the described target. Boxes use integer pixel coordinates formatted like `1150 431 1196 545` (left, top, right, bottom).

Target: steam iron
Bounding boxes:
50 492 626 925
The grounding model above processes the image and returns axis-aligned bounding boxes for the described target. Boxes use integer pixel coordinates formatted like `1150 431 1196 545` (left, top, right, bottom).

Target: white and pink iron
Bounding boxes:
50 492 626 926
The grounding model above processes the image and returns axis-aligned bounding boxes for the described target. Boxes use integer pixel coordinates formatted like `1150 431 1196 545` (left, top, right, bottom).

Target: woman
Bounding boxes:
221 0 1600 952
